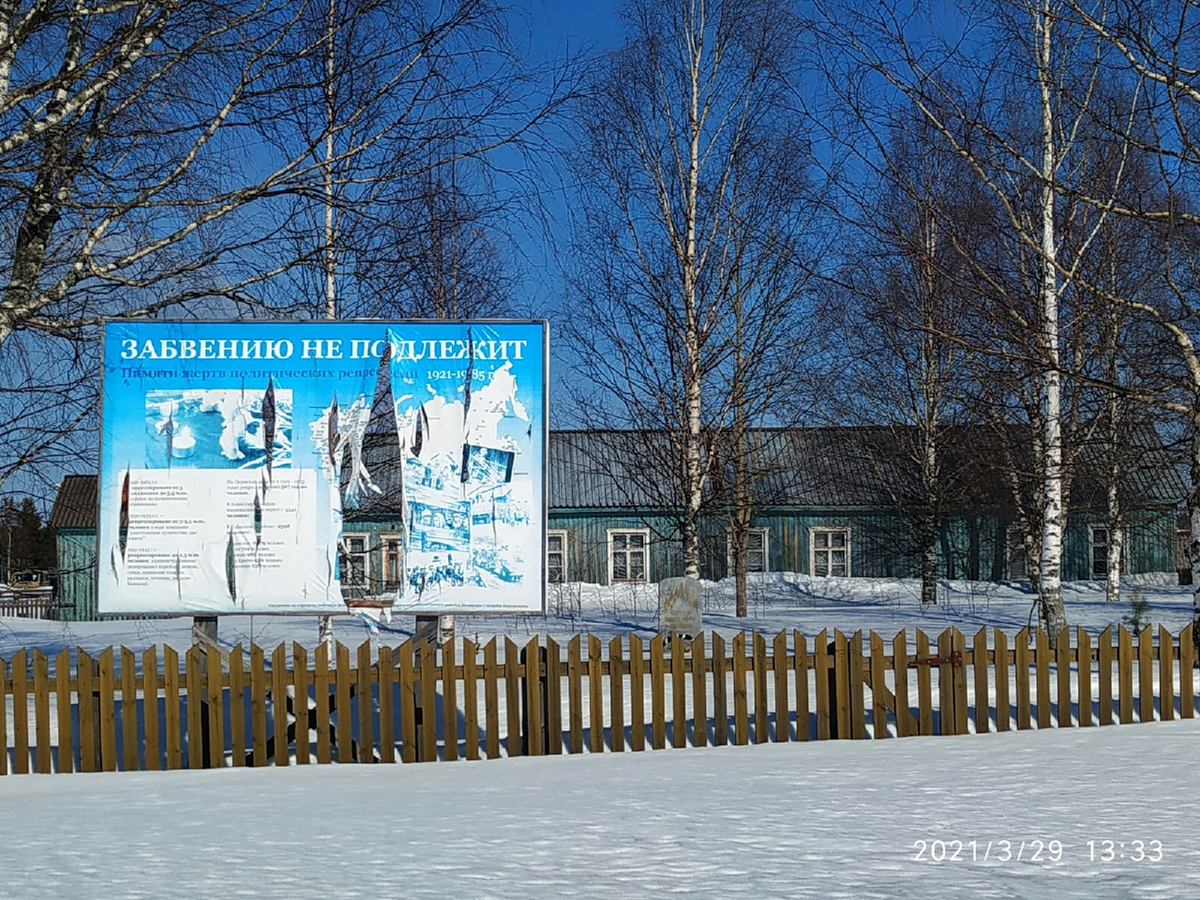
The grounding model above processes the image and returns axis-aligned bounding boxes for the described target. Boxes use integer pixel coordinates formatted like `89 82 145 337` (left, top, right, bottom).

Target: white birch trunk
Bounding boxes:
681 9 704 582
1106 468 1122 604
1035 0 1067 645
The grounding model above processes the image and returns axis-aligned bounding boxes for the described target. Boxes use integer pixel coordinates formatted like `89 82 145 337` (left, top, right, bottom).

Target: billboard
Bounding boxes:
98 320 548 616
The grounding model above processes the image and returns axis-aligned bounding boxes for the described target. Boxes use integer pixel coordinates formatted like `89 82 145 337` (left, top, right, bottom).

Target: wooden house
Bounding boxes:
48 426 1184 619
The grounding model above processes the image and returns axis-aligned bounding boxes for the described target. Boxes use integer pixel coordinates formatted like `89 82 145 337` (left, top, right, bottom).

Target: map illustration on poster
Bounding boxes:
98 320 548 616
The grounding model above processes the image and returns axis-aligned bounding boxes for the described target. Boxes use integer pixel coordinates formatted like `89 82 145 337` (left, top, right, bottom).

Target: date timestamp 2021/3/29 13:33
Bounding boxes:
911 839 1164 863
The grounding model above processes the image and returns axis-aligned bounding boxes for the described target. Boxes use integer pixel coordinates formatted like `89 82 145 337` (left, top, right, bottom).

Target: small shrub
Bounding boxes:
1123 589 1152 632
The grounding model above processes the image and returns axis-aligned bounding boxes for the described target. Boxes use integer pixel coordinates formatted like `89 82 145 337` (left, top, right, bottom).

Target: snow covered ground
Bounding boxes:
1 719 1197 898
2 574 1198 897
1 571 1194 657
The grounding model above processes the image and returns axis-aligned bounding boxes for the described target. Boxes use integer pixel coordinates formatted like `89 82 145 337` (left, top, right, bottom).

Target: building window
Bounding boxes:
608 529 649 583
1089 525 1124 578
727 528 769 574
811 528 850 577
1006 525 1029 580
341 534 369 587
383 535 403 590
548 530 568 584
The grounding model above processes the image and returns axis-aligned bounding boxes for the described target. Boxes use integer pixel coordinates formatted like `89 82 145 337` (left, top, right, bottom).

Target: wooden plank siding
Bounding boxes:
3 626 1197 776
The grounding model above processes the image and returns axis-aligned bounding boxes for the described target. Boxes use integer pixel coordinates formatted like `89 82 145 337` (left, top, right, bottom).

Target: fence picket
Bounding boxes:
1159 625 1174 722
504 638 521 760
336 642 354 763
849 630 866 740
629 633 645 752
0 655 7 776
712 632 728 746
420 640 438 763
224 644 243 768
673 634 689 749
952 629 969 736
1118 626 1134 725
1097 626 1114 726
117 647 137 772
1181 624 1195 719
1138 626 1154 724
378 645 396 764
545 636 562 755
184 647 200 770
753 632 769 744
57 648 75 773
973 628 989 735
732 632 749 746
1077 629 1092 728
892 630 910 738
793 631 810 742
814 630 830 740
99 648 118 772
293 644 311 765
208 645 225 768
12 649 28 774
400 639 418 763
358 641 374 763
834 630 851 740
993 628 1009 732
609 636 624 753
460 639 478 761
936 630 953 736
915 630 932 736
775 631 791 743
483 639 500 760
274 643 290 763
250 643 268 766
1035 630 1051 730
32 650 51 774
588 635 603 754
693 633 708 748
1014 628 1031 730
314 642 332 764
525 636 543 757
650 635 667 750
78 651 98 773
442 639 459 762
1055 630 1072 728
162 646 180 770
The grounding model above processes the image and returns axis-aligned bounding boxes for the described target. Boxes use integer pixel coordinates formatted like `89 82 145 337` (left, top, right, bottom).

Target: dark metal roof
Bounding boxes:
47 426 1187 529
48 474 99 530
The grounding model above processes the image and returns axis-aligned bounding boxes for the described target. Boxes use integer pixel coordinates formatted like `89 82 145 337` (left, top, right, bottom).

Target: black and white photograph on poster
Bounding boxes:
407 498 471 554
144 387 293 471
460 444 514 492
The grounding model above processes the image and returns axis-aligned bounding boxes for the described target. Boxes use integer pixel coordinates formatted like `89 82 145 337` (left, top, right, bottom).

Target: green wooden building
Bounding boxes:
48 427 1184 620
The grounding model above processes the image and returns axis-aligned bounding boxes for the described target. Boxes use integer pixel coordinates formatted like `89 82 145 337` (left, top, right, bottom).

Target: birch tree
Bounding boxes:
819 0 1138 642
0 0 568 487
567 0 813 587
1062 0 1200 642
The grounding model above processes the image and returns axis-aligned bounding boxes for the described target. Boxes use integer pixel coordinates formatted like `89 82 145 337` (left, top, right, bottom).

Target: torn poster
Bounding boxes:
97 320 548 616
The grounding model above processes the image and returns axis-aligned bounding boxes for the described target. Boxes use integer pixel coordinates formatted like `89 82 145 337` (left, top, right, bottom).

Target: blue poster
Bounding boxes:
98 320 547 616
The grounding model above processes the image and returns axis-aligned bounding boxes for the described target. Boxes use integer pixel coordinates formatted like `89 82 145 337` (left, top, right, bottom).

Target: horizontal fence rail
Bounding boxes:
1 625 1196 775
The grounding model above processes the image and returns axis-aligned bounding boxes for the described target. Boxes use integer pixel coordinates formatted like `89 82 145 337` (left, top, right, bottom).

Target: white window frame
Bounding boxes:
341 533 370 587
810 527 851 578
381 532 403 590
608 528 650 584
1089 524 1125 578
727 528 769 575
547 529 568 584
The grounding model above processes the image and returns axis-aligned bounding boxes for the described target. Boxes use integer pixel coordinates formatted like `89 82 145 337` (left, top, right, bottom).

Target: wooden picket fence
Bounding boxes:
1 624 1196 775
